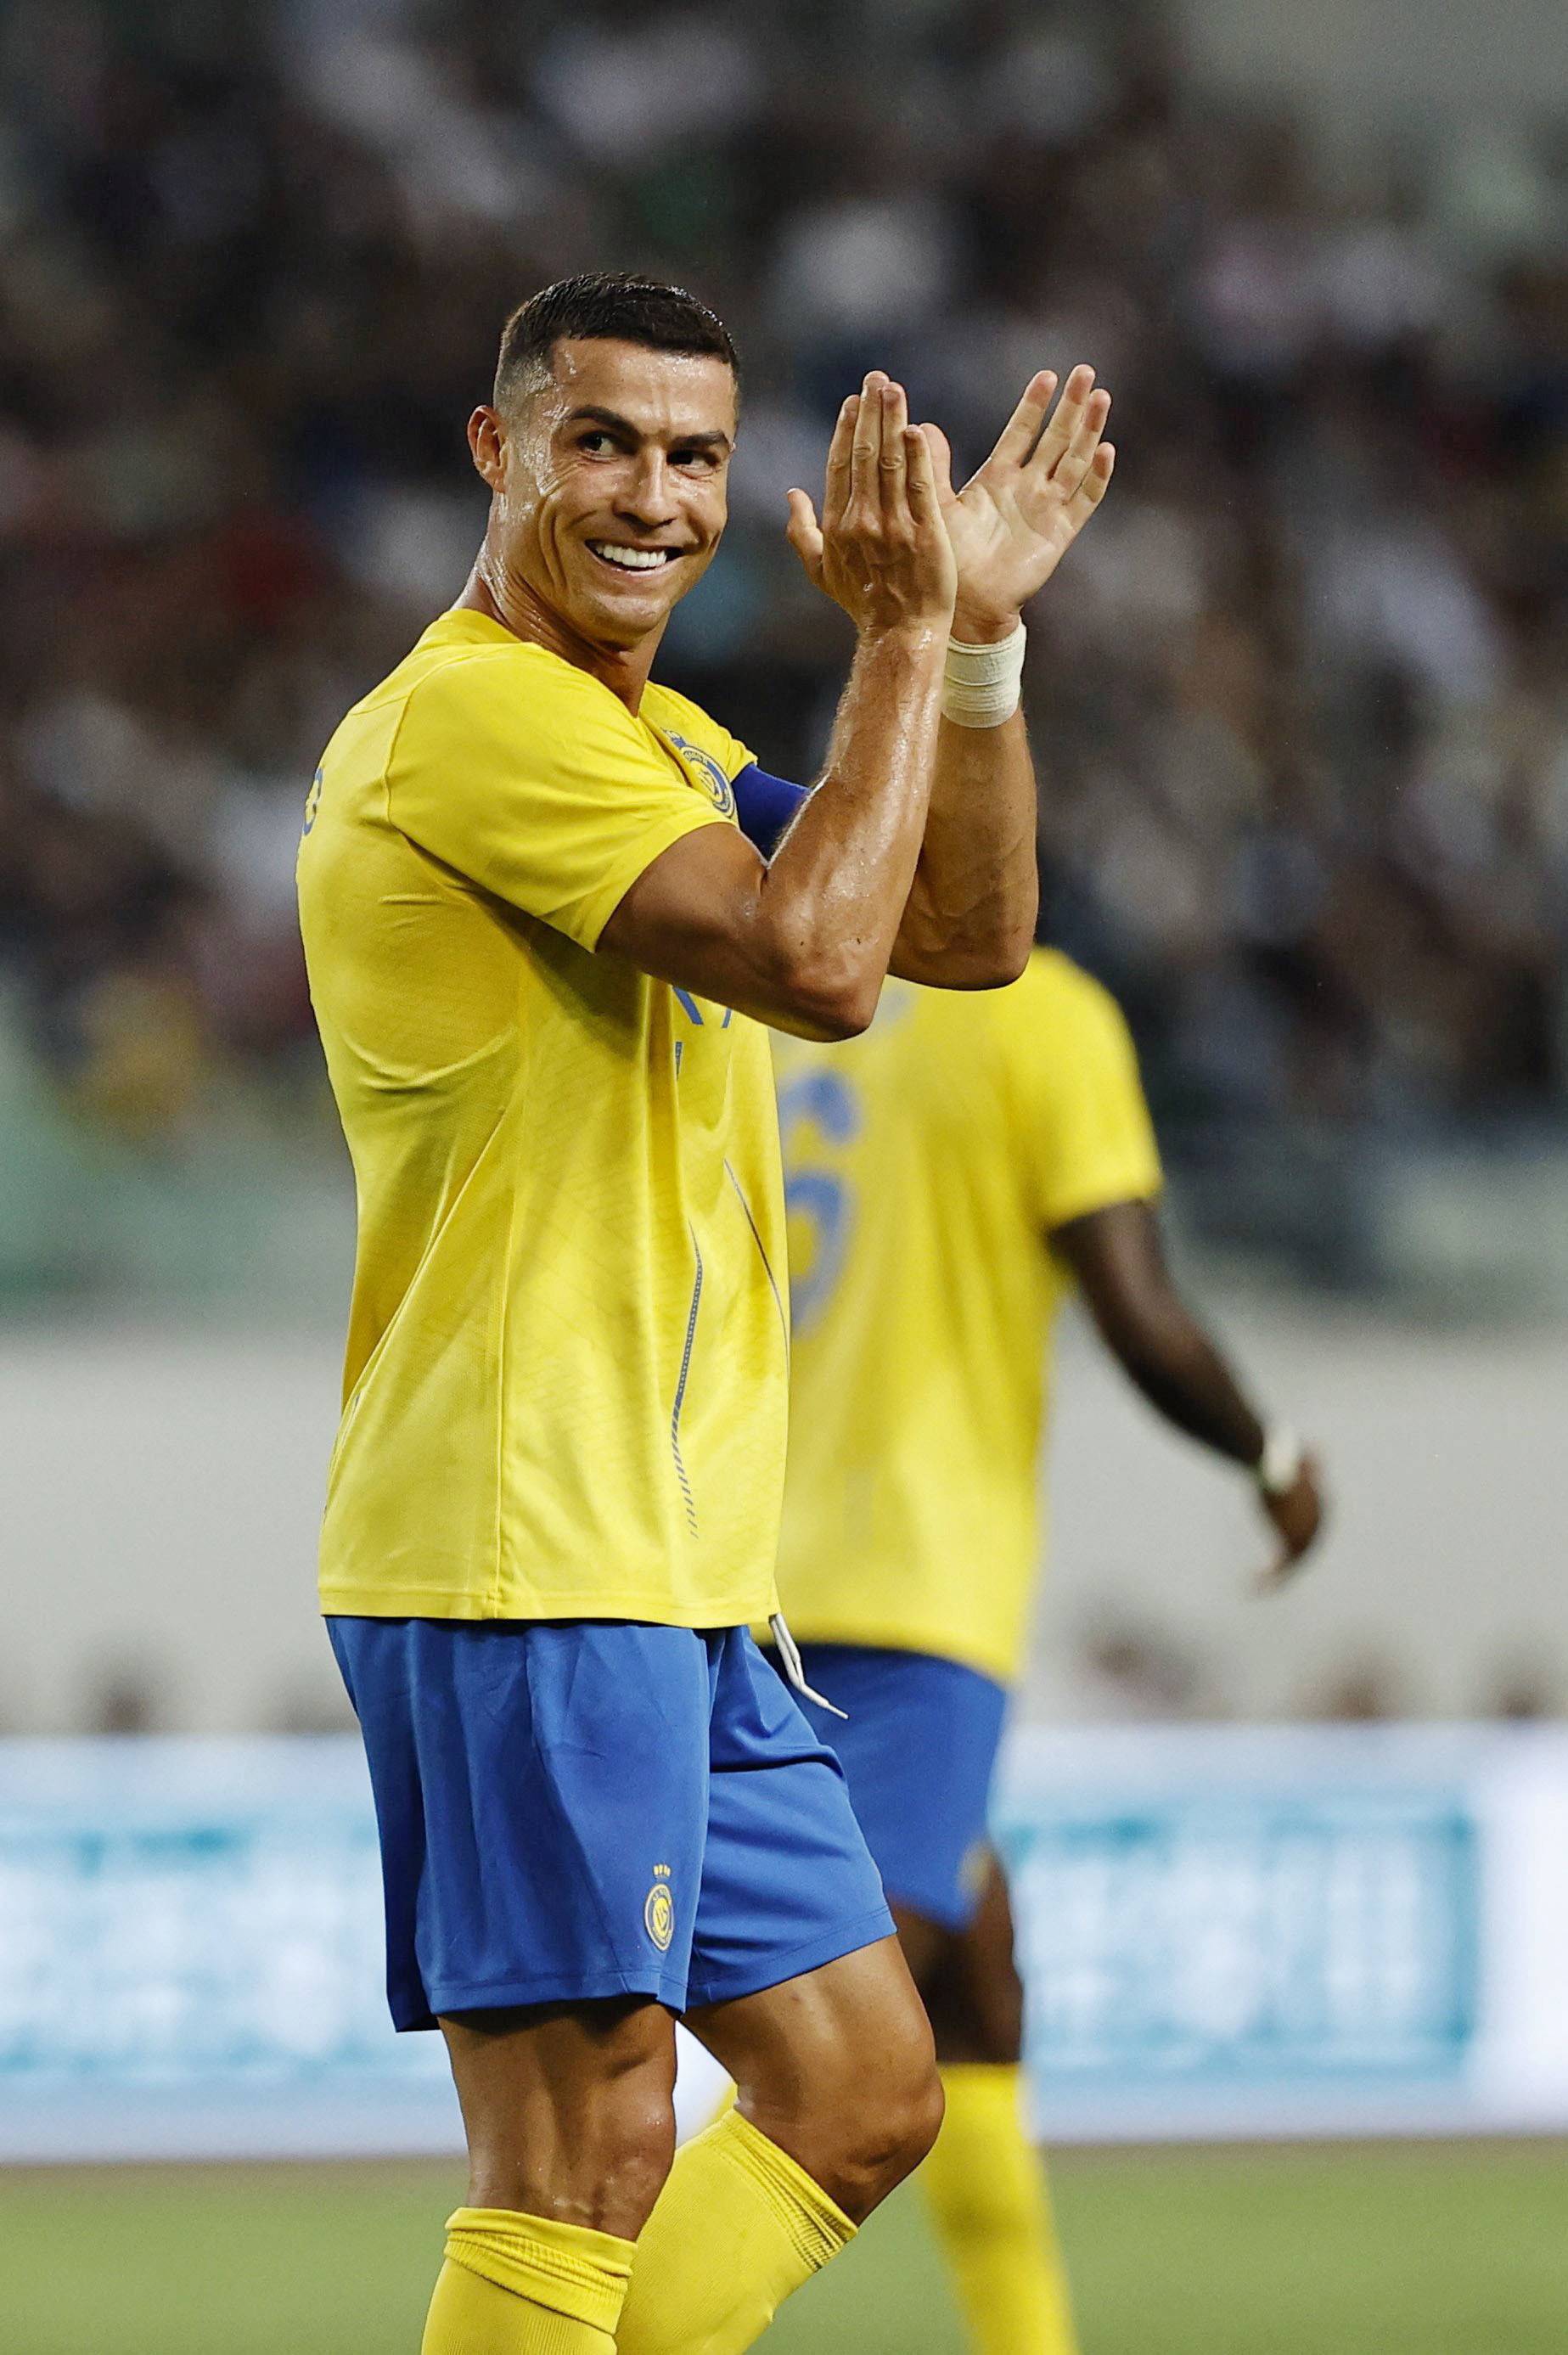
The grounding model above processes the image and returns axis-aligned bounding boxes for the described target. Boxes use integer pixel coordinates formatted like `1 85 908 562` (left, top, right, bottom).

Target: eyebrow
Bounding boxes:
565 404 733 454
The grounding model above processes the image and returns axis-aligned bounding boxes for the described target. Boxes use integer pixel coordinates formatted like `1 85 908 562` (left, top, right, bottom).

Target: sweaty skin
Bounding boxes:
379 325 1127 2323
462 338 735 704
790 365 1116 988
427 333 952 2249
596 366 965 1037
460 340 1029 1037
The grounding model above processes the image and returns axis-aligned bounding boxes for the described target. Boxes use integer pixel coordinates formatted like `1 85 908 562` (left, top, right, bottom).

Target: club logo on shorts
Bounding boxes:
644 1863 675 1953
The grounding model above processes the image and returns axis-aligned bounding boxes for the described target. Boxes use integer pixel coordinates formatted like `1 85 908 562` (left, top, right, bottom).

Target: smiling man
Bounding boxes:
297 272 1113 2355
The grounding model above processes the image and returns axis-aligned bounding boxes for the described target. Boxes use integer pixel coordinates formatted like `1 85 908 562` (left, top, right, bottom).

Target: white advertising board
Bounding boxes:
2 1727 1565 2161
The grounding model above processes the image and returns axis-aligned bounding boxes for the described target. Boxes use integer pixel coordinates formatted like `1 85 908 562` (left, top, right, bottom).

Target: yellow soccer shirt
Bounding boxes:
297 608 790 1627
773 949 1161 1687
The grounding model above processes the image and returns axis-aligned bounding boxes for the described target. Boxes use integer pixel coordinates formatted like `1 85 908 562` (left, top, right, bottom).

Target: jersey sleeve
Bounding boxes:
643 687 807 854
385 650 731 952
999 959 1164 1231
646 688 756 784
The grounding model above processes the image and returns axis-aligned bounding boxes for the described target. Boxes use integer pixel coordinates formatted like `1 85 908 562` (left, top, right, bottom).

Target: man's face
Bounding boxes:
475 337 736 652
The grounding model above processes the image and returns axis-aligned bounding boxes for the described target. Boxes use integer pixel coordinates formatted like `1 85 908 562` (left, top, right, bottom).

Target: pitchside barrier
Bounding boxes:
2 1726 1565 2161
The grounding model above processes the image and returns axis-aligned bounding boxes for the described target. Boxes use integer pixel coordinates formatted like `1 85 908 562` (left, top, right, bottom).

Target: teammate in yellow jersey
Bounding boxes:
773 953 1327 2355
297 268 1119 2355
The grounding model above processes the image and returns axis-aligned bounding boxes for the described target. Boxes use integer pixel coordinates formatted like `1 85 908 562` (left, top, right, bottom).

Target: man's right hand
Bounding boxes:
1257 1453 1327 1590
786 374 958 637
601 374 958 1040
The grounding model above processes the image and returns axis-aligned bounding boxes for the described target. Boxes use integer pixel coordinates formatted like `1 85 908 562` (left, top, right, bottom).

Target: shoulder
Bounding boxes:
387 643 654 797
643 683 751 776
1002 948 1130 1040
983 951 1143 1104
642 680 725 745
401 638 631 733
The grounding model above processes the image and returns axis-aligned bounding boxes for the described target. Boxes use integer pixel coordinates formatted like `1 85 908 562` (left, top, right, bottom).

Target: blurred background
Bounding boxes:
1 0 1565 2349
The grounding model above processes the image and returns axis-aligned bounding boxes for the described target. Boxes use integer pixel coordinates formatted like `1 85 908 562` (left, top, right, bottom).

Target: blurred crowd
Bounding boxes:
65 1616 1562 1735
0 0 1564 1194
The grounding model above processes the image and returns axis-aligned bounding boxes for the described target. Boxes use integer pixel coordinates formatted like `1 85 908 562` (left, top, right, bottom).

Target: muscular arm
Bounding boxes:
745 690 1039 996
887 682 1038 991
601 619 947 1040
601 379 955 1040
1053 1198 1326 1577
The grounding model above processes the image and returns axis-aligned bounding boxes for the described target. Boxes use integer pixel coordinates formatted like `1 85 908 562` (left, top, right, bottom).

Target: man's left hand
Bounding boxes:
924 365 1115 643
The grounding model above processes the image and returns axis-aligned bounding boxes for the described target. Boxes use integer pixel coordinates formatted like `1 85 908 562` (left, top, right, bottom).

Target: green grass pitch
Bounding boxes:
2 2142 1563 2353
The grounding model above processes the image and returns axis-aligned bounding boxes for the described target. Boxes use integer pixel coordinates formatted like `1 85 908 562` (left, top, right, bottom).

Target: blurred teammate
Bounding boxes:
772 957 1326 2353
297 271 1115 2355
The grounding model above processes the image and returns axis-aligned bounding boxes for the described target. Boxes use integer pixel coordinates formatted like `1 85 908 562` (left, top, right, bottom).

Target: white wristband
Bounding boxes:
941 622 1026 728
1256 1424 1304 1498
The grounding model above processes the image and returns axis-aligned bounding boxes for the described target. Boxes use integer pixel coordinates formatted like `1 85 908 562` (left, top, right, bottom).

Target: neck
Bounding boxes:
456 548 660 712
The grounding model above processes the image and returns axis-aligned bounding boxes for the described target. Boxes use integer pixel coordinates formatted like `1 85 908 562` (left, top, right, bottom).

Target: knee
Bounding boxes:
797 2010 945 2223
837 2038 945 2217
876 2043 947 2181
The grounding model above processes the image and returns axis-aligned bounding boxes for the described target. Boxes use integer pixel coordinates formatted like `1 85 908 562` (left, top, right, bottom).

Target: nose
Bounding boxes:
615 448 679 532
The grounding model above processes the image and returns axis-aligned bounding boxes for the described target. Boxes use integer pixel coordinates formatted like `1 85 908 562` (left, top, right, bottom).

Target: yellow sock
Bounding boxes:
617 2105 854 2355
420 2206 634 2354
919 2064 1080 2355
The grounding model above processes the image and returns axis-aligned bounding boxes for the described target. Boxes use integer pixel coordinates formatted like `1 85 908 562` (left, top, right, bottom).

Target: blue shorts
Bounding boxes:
784 1643 1009 1935
328 1618 894 2031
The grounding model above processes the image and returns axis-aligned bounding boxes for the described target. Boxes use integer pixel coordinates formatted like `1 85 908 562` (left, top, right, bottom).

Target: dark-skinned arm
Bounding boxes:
1053 1197 1326 1581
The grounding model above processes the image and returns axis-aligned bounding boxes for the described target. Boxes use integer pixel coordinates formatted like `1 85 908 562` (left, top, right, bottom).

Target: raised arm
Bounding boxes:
791 368 1116 989
1054 1197 1327 1586
599 379 955 1040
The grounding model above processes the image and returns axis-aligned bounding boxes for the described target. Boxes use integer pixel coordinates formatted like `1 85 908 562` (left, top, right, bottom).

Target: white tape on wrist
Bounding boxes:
941 622 1026 728
1256 1425 1304 1498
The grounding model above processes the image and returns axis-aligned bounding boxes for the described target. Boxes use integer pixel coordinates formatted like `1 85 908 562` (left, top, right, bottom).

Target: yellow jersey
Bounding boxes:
773 949 1161 1686
298 608 790 1627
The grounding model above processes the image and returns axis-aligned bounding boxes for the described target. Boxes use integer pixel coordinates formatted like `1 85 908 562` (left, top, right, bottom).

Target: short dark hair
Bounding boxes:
494 273 739 410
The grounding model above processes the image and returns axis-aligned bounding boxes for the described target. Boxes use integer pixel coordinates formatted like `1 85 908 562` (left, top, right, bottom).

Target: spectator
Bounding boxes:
0 0 1559 1279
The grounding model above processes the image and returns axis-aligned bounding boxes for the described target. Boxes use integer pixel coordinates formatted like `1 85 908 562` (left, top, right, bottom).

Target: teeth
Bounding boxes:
589 542 674 571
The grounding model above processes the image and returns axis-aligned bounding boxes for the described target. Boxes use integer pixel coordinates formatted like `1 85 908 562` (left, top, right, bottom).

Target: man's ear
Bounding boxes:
467 407 505 490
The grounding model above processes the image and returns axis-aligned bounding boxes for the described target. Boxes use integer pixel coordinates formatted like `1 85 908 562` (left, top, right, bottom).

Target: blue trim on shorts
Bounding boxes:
784 1643 1010 1934
329 1618 893 2030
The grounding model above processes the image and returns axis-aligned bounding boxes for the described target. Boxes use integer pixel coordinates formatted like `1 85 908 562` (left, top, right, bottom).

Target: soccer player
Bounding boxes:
772 958 1326 2354
296 272 1116 2355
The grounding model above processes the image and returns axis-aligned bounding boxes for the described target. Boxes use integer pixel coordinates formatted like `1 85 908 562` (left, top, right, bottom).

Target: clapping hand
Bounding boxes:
925 366 1115 638
785 373 958 636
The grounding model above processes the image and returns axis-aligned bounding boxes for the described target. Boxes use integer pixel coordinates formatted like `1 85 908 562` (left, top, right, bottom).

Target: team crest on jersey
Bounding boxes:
301 766 323 835
667 733 736 818
644 1863 675 1952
